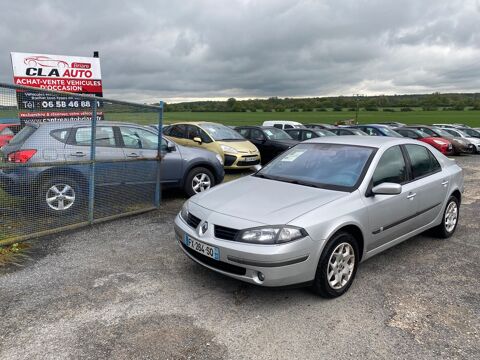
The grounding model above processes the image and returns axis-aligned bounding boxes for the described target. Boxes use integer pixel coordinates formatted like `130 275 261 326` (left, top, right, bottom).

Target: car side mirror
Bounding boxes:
371 182 402 195
167 142 176 152
193 136 202 144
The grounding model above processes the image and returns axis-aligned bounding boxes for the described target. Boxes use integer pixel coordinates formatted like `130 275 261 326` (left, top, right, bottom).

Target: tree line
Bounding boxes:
163 93 480 112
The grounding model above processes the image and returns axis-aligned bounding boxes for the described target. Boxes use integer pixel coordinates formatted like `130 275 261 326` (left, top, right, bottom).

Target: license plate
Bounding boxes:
184 234 219 260
243 156 257 162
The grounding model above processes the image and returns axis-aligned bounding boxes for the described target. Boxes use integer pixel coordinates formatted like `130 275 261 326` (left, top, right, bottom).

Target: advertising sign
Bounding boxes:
11 52 103 123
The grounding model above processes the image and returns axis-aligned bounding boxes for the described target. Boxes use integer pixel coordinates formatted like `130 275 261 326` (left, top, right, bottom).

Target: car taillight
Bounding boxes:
7 149 37 163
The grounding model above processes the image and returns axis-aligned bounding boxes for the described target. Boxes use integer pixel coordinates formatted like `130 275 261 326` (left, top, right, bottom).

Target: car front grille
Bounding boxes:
214 225 239 241
181 242 246 275
237 159 260 166
186 213 201 229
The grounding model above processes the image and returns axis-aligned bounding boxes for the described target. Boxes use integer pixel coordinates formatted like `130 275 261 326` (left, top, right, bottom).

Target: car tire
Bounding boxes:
38 176 83 216
311 231 359 298
432 195 460 238
184 167 215 197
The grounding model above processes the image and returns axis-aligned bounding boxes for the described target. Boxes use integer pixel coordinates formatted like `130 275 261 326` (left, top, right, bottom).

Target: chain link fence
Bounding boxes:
0 83 163 245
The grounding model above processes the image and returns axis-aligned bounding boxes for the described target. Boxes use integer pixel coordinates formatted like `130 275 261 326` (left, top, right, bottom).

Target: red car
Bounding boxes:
395 127 453 155
0 124 21 147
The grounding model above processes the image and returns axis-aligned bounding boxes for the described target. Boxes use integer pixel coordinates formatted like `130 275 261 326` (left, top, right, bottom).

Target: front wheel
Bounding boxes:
432 196 460 238
311 231 359 298
184 167 215 197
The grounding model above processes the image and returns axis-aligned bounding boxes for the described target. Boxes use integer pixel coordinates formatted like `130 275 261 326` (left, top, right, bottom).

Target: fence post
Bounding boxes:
88 98 98 223
154 101 164 208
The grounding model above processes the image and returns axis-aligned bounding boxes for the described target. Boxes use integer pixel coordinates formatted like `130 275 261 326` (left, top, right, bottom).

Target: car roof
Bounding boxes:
27 121 152 129
303 135 419 149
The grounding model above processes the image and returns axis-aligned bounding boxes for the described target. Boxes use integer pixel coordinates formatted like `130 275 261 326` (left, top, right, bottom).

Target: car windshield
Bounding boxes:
256 143 374 191
460 128 480 137
200 123 244 141
351 129 367 135
316 129 336 136
263 127 292 140
379 127 403 137
433 128 455 138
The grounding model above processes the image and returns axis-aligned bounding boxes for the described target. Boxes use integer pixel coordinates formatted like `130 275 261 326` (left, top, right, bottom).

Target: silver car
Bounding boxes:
174 136 463 298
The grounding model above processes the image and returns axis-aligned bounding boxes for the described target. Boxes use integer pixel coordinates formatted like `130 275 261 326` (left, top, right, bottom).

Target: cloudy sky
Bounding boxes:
1 0 479 103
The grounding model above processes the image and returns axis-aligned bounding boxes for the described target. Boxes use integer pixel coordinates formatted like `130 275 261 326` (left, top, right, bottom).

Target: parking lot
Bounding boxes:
0 155 478 360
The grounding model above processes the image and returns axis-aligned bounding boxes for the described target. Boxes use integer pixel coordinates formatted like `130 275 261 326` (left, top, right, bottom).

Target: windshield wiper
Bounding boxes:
280 179 320 188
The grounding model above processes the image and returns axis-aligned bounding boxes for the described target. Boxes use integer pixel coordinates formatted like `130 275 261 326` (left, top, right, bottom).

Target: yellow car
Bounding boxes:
163 122 261 169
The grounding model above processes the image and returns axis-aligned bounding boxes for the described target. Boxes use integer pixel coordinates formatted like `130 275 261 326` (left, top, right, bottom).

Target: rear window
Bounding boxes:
8 125 37 145
50 129 70 144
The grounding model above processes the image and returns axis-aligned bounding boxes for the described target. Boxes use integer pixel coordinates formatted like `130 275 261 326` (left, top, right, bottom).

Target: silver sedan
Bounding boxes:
174 136 464 298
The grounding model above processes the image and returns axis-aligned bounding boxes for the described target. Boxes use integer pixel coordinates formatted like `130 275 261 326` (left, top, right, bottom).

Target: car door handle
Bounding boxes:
126 153 140 158
406 193 416 200
441 180 449 187
70 151 86 157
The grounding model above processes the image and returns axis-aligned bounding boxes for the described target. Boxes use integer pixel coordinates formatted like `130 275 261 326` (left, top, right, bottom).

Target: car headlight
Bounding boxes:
215 153 223 164
180 201 189 221
220 144 238 154
432 139 446 145
236 226 307 244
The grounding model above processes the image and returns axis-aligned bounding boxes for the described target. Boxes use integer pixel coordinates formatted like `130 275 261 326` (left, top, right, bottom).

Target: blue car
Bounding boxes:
0 121 224 215
346 125 403 137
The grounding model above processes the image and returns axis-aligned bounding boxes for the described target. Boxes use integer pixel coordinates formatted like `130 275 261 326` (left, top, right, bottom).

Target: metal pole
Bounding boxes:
88 98 98 223
154 101 164 208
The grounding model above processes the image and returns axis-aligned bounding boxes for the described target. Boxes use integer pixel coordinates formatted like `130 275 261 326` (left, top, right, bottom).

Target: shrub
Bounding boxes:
365 106 378 111
382 108 395 112
401 107 413 112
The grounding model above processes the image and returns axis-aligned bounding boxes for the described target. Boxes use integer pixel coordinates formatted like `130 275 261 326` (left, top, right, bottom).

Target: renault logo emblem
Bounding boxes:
199 221 208 236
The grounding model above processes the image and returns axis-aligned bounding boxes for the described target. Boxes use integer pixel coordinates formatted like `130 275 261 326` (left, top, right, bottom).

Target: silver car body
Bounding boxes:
174 136 463 287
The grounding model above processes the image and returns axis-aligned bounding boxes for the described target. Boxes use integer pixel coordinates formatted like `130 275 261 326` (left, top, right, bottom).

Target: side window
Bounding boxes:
237 128 250 139
168 125 186 138
372 146 407 187
75 127 115 147
287 130 300 140
366 127 380 136
120 127 158 150
198 128 213 143
251 129 265 141
50 129 70 143
284 124 294 129
304 131 315 140
273 124 283 129
405 144 441 179
339 130 349 135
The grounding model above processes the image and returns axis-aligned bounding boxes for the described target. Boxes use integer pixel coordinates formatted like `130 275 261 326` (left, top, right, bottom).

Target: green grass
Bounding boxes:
105 110 480 127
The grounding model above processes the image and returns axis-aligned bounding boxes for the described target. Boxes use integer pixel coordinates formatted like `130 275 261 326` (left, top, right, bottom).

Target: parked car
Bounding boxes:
0 124 22 147
234 126 299 164
441 128 480 154
303 123 337 130
406 125 474 154
330 128 368 136
285 128 337 141
262 120 304 130
0 121 225 215
347 125 403 137
394 127 453 155
163 122 260 169
433 123 471 129
175 136 463 297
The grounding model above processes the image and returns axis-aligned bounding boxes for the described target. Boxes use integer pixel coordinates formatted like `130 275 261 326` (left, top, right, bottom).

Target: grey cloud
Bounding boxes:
1 0 479 102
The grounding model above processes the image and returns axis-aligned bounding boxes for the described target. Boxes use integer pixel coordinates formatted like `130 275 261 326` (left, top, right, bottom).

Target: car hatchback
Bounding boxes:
164 122 260 169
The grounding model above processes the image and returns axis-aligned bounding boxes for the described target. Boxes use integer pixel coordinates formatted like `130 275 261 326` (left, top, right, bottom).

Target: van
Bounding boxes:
262 120 304 130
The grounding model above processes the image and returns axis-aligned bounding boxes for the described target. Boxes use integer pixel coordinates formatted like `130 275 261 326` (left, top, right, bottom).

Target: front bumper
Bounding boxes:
223 152 261 169
174 214 320 287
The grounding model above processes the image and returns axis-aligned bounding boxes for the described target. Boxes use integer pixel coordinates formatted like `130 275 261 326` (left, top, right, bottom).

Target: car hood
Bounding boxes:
190 175 348 224
217 140 259 154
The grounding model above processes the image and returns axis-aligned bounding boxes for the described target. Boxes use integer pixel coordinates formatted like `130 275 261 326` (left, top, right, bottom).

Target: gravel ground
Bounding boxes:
0 156 479 360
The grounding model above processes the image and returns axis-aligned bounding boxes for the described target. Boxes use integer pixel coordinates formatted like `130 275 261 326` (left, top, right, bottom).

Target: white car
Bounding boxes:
262 120 304 130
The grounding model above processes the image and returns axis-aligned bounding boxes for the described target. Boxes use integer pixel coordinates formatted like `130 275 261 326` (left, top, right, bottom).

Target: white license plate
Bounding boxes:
243 156 257 162
184 234 219 260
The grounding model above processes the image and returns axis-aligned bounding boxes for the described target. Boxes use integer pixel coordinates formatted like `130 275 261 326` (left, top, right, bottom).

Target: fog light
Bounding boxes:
258 272 265 281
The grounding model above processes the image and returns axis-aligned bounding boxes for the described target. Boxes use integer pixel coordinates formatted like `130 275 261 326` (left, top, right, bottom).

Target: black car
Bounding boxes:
235 126 298 164
304 123 337 130
330 128 368 136
285 128 336 141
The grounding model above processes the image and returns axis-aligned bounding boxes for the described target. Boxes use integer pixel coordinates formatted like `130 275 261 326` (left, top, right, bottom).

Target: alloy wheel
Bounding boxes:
192 173 211 193
327 242 355 290
445 201 458 233
46 184 76 211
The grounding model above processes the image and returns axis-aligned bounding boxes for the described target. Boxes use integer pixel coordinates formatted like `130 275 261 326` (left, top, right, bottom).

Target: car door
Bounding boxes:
165 124 188 146
250 128 270 162
119 125 183 186
403 144 448 226
364 145 419 251
64 126 125 186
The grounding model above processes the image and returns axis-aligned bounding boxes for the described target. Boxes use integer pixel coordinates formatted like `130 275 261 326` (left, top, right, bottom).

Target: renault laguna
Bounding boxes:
174 136 463 298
